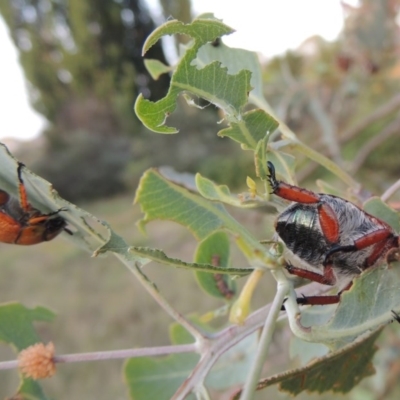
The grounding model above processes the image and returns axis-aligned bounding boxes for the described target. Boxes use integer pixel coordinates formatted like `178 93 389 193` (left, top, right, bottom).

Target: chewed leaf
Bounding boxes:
134 168 230 239
135 16 252 133
144 59 173 79
0 143 157 273
134 169 271 264
196 174 245 206
231 328 380 398
296 264 400 346
142 17 234 55
194 38 265 102
279 328 380 394
218 109 278 150
0 143 110 253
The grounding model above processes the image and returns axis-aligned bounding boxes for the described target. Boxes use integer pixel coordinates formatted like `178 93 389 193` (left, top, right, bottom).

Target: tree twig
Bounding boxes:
0 343 197 371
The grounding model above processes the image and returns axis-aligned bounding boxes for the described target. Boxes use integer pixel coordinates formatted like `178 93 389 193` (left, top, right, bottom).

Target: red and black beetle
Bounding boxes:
0 162 69 245
267 161 399 305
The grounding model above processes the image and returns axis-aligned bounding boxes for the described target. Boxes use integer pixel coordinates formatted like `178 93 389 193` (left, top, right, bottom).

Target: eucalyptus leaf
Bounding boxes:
218 109 278 150
125 354 198 400
144 59 173 79
295 265 400 346
232 328 381 399
134 168 271 265
135 16 251 133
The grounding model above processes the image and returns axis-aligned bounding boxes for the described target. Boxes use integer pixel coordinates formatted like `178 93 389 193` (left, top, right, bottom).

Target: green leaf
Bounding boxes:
196 173 271 209
129 247 251 276
289 336 329 365
193 36 265 103
218 109 278 150
194 231 236 299
231 328 380 398
169 319 258 391
363 197 400 231
134 169 269 264
280 328 380 395
255 136 269 180
18 378 51 400
207 332 258 390
144 59 172 80
0 303 55 400
0 303 55 350
134 169 231 240
195 174 241 206
135 16 252 133
142 16 233 55
125 354 198 400
266 151 296 185
169 315 215 345
297 265 400 345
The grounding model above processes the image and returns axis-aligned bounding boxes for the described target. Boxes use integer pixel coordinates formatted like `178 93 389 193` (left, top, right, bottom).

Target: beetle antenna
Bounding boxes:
267 161 279 193
64 227 73 235
17 162 25 184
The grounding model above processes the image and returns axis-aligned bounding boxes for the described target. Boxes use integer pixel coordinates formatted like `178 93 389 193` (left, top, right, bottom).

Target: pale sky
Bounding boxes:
0 0 357 141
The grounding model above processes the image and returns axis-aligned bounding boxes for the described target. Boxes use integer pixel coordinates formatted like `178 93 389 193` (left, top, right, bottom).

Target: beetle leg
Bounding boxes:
281 278 353 309
17 162 33 212
281 294 340 310
324 229 396 265
295 295 341 306
284 263 339 307
267 162 320 203
28 208 67 225
354 229 394 250
286 263 337 286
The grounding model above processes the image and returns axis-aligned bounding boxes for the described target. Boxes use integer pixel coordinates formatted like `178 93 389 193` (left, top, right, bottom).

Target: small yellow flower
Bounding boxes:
18 342 56 380
246 176 257 198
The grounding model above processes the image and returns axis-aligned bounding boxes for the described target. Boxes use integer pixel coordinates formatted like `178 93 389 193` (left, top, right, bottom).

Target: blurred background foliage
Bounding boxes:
1 0 399 201
264 0 400 193
1 0 400 399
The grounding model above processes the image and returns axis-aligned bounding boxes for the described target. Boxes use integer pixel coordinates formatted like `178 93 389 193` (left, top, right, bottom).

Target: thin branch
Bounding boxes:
0 343 196 371
171 302 275 400
381 178 400 202
239 275 289 400
171 276 331 399
117 255 208 342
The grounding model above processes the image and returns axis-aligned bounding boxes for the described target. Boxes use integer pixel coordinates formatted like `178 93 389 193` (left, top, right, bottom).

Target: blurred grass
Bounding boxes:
0 192 277 399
